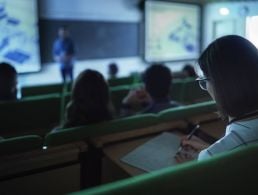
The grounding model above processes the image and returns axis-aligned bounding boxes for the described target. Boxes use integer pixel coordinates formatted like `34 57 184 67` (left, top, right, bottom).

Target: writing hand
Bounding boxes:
175 135 209 163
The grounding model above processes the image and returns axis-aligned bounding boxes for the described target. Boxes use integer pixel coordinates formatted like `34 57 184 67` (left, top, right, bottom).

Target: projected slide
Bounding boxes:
145 1 200 62
0 0 40 73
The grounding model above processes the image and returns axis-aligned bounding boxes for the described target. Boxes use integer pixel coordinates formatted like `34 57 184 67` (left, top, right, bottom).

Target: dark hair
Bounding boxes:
183 64 197 78
143 64 172 100
198 35 258 119
63 69 112 128
0 62 17 101
108 62 118 77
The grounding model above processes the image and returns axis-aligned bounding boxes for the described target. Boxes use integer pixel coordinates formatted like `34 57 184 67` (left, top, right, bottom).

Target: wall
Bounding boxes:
203 1 258 49
38 0 142 22
38 0 142 63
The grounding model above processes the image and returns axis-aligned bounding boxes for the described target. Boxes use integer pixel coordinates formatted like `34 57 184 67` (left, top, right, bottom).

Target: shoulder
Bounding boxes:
169 100 182 107
51 125 63 132
199 123 258 160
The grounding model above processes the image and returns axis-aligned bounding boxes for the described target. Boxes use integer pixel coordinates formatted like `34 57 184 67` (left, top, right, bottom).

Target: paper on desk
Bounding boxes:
120 132 181 172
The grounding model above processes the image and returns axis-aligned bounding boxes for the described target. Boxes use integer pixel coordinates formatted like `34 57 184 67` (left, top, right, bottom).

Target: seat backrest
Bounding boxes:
71 143 258 195
170 79 184 102
44 114 158 147
108 76 135 87
159 101 217 122
21 83 72 97
0 94 61 136
45 101 217 147
0 135 42 156
180 78 211 104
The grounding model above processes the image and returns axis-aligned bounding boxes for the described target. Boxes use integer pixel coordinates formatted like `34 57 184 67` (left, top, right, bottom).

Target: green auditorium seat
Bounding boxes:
170 79 184 102
159 101 217 122
45 101 217 147
0 134 84 194
0 135 42 156
180 78 211 104
71 143 258 195
0 94 61 136
44 114 158 147
108 76 135 87
21 82 72 97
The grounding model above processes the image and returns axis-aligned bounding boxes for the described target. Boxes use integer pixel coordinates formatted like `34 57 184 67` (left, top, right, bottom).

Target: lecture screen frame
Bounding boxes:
0 0 40 73
145 1 201 62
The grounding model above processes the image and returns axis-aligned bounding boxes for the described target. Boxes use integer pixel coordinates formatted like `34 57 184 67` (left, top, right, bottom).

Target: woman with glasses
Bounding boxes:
176 35 258 162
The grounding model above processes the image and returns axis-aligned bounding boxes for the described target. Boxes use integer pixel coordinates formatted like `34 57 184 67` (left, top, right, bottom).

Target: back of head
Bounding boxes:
58 25 69 38
0 62 17 101
108 62 118 78
64 69 112 128
182 64 197 78
143 64 172 100
198 35 258 118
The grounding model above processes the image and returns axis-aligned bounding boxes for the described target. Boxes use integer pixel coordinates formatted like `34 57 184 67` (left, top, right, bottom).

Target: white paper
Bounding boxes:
121 132 181 172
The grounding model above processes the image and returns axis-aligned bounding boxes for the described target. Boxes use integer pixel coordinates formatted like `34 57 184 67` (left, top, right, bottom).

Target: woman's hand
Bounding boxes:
175 135 210 163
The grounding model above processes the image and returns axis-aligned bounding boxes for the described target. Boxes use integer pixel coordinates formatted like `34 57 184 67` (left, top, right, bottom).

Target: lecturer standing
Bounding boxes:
53 25 75 82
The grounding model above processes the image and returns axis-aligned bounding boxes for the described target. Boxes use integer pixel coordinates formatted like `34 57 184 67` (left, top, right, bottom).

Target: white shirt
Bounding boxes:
198 117 258 160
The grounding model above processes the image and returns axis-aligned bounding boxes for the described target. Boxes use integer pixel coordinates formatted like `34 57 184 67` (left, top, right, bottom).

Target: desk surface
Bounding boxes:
102 120 226 177
103 136 152 176
103 131 185 176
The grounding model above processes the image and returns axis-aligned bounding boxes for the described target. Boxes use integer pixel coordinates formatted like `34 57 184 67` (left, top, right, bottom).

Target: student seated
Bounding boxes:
0 62 17 101
176 35 258 162
108 62 119 80
121 64 181 116
58 69 113 129
182 63 197 78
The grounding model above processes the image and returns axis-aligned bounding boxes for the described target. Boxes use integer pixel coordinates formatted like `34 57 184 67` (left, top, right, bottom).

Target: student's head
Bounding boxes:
182 64 197 78
143 64 172 100
64 69 112 128
197 35 258 119
58 25 69 39
0 62 17 101
108 62 118 78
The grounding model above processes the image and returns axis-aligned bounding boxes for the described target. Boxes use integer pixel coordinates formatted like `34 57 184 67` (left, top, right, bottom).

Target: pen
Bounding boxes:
176 124 200 155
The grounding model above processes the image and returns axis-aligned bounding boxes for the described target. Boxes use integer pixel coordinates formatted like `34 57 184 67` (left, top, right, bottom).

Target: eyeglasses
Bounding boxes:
196 77 209 91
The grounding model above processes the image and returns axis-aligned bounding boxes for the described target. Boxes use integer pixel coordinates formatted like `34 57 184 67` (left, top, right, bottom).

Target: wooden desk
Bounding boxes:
101 119 226 184
103 135 152 177
101 131 186 184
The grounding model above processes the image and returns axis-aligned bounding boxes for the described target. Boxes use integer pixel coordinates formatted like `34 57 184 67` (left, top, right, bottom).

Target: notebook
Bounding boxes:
120 132 181 172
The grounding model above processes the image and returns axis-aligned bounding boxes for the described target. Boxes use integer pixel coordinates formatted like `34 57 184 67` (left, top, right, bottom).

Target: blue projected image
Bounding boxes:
0 0 40 73
145 1 201 62
169 18 196 52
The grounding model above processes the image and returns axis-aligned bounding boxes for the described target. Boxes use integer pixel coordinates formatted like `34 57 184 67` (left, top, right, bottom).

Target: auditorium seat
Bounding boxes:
180 78 211 104
44 114 158 147
21 82 72 97
0 135 42 156
0 94 61 137
108 76 135 87
71 142 258 195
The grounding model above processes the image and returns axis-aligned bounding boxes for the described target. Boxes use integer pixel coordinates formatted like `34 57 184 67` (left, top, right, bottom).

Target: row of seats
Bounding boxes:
0 100 217 150
20 75 139 97
1 79 211 136
0 100 220 194
21 78 210 106
0 94 62 136
72 142 258 195
44 100 217 147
